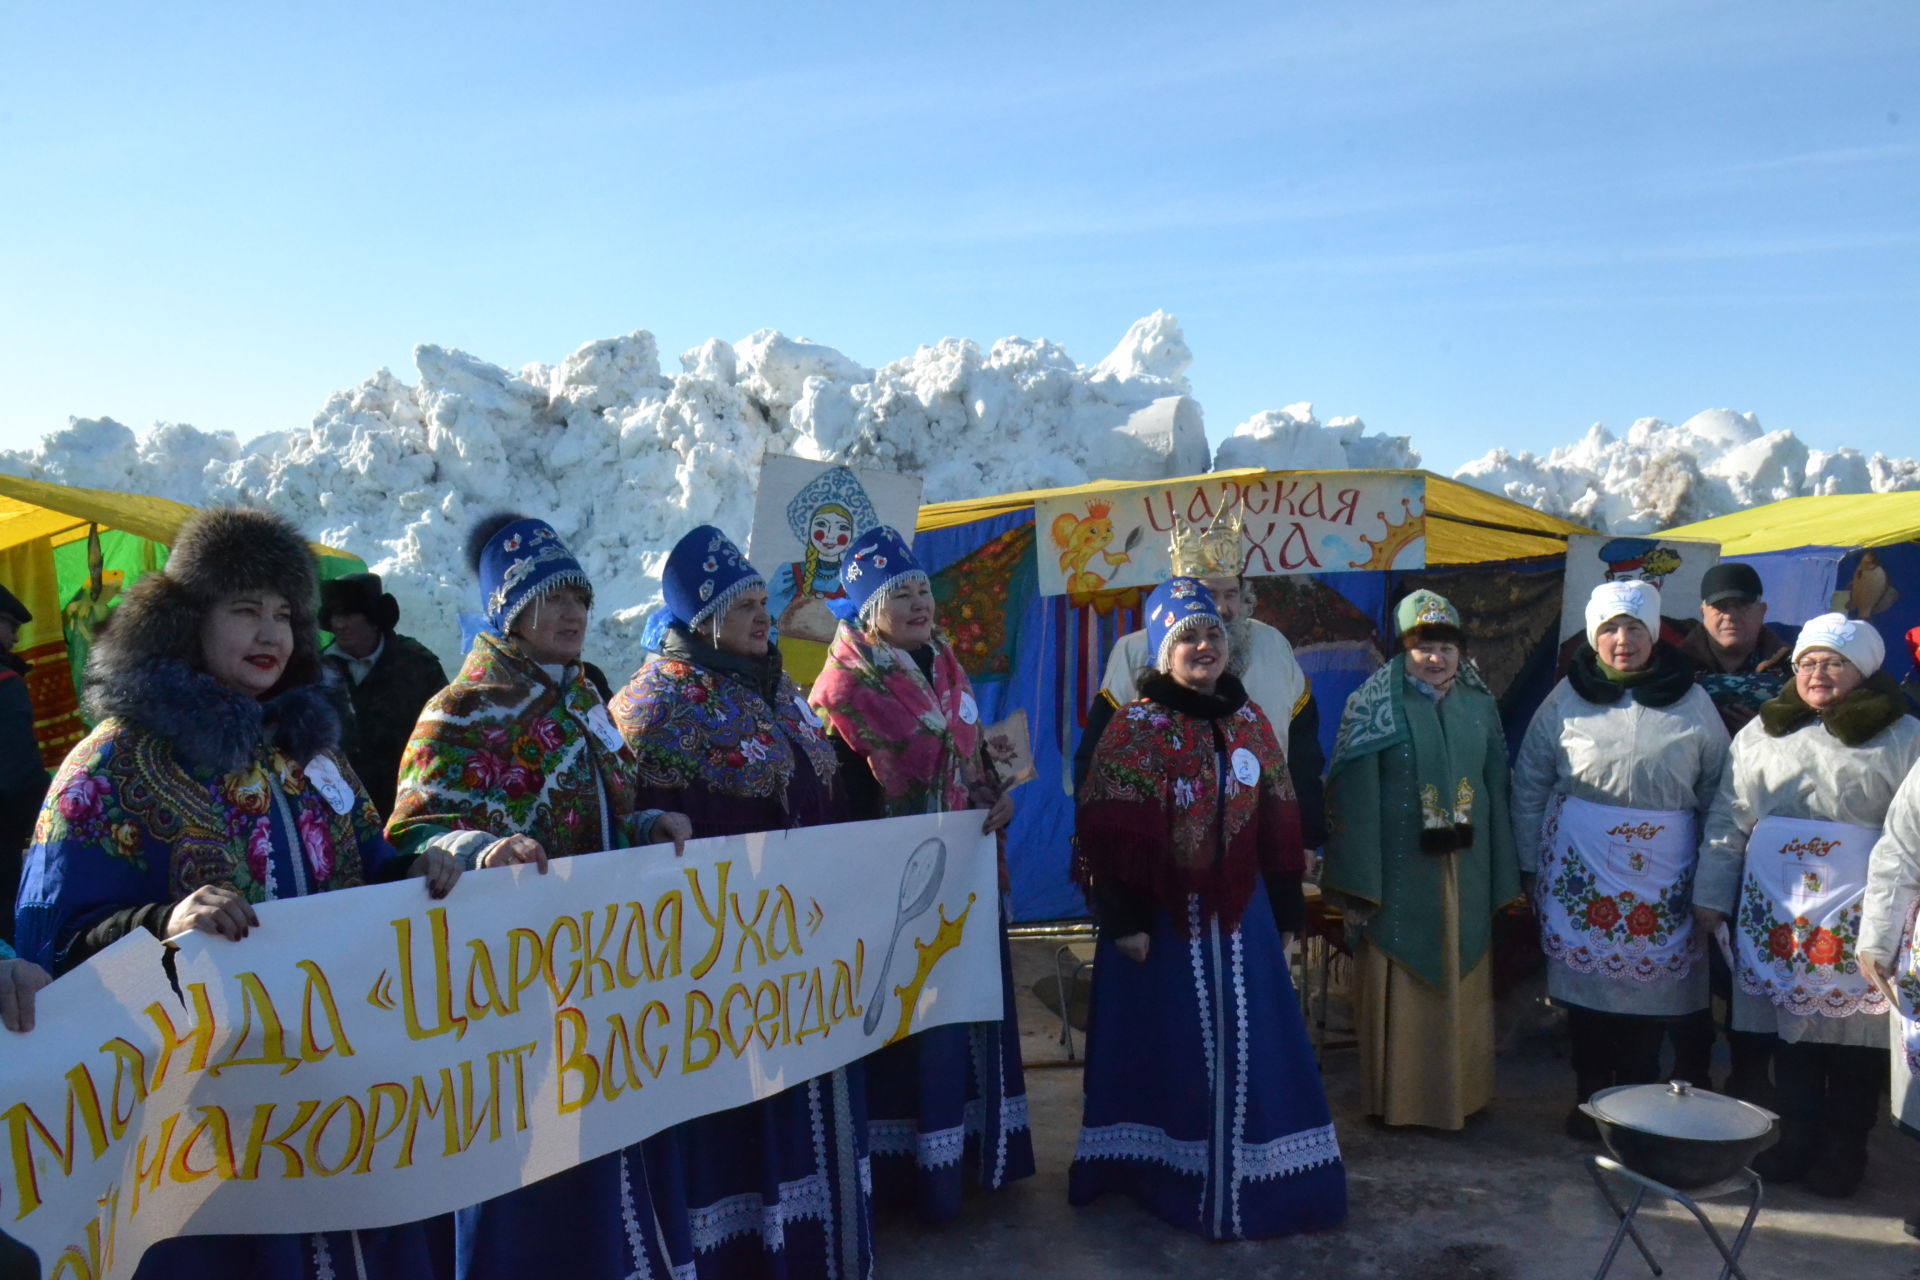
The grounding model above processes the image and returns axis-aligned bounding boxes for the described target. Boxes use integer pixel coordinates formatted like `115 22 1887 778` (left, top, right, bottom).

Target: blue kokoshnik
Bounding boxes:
832 525 927 628
1144 577 1221 671
477 518 591 635
647 525 764 652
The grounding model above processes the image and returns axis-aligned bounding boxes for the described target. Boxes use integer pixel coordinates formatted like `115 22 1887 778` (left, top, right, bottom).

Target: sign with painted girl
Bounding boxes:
749 458 923 648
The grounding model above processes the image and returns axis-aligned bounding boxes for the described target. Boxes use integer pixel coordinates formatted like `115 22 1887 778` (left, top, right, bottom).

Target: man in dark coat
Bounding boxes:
0 583 52 945
1676 561 1798 734
319 572 448 820
1672 560 1799 1101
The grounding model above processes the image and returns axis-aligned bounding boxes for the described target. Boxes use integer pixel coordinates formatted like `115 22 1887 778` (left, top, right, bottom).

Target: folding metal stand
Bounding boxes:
1585 1155 1762 1280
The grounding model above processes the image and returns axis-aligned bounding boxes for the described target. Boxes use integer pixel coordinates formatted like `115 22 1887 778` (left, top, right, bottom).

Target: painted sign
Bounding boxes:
1033 472 1427 598
749 457 923 646
0 812 999 1280
1558 533 1721 640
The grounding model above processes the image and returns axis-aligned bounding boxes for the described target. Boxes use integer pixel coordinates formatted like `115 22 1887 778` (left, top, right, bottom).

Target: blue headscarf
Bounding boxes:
831 525 927 628
1144 577 1222 671
642 525 764 651
477 518 592 635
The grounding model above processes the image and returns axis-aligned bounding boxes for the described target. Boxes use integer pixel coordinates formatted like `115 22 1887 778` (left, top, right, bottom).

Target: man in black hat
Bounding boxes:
0 583 51 945
319 572 448 820
1677 561 1798 735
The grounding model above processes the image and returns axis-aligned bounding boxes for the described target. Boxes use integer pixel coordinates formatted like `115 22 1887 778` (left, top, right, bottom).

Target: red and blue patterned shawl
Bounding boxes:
1074 675 1303 930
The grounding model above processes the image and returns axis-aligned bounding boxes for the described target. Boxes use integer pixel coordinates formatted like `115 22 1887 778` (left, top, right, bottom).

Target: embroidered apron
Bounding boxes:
1894 897 1920 1076
1536 795 1699 983
1732 815 1885 1018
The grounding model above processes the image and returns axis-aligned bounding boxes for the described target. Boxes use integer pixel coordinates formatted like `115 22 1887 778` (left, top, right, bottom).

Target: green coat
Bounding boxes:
1322 655 1520 988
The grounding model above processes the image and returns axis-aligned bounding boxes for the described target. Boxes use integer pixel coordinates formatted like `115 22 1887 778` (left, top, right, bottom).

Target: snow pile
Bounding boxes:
1 314 1210 680
1214 403 1420 473
1454 408 1920 533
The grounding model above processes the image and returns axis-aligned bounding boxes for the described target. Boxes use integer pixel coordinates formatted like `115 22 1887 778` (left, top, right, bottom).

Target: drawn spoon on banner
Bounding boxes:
864 838 949 1036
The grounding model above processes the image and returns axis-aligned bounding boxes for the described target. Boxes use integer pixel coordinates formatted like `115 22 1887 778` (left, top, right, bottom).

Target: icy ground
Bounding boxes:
4 313 1915 678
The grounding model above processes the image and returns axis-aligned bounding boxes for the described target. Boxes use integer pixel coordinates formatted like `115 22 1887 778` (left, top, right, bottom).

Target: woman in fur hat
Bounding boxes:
1322 589 1521 1131
1697 614 1920 1197
12 506 460 1279
386 513 691 1280
611 524 872 1280
1513 580 1730 1139
806 526 1035 1222
1069 577 1346 1239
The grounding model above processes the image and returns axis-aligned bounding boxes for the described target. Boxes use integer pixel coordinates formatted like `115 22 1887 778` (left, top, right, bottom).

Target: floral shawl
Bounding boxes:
14 671 390 973
809 623 986 816
388 632 641 859
610 655 839 805
1073 673 1303 930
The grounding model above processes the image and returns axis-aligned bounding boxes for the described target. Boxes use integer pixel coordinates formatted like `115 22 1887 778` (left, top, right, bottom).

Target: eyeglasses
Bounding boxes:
1795 657 1854 676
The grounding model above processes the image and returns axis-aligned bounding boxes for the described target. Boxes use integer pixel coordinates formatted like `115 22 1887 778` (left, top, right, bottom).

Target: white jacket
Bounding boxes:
1857 757 1920 1124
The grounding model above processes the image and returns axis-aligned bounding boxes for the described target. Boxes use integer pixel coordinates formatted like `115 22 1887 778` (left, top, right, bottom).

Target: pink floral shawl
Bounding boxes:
809 623 987 816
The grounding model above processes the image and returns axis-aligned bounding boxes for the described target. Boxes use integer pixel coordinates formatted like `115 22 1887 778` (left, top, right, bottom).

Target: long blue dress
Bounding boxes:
1069 672 1347 1240
611 635 874 1279
1068 889 1347 1238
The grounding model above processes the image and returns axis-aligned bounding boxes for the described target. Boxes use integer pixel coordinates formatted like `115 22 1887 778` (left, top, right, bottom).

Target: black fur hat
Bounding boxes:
85 507 324 719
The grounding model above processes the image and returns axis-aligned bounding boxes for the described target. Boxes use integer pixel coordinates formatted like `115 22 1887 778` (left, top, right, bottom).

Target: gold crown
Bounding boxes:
1170 508 1243 578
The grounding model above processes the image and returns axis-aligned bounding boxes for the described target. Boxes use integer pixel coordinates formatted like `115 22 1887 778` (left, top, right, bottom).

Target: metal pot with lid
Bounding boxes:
1579 1080 1779 1189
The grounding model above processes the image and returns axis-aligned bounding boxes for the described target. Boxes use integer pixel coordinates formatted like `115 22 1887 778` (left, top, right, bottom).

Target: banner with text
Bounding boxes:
1034 471 1427 597
0 812 999 1280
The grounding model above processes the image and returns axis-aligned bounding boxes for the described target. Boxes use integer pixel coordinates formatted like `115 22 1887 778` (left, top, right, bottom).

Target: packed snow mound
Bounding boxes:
1 316 1212 680
1214 403 1420 473
1453 408 1920 533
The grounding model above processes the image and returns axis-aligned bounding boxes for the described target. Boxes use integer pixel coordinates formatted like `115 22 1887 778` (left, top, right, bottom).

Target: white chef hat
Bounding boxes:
1584 580 1663 650
1792 612 1885 678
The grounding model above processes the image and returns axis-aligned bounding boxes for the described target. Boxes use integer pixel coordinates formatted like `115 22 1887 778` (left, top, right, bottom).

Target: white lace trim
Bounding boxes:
311 1234 335 1280
1237 1123 1343 1181
1075 1121 1210 1175
1189 897 1215 1092
1075 1120 1342 1183
686 1171 833 1253
867 1090 1031 1172
618 1149 655 1280
1229 925 1250 1237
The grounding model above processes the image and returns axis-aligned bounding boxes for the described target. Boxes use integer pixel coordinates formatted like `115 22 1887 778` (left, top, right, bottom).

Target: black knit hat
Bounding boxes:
320 572 400 633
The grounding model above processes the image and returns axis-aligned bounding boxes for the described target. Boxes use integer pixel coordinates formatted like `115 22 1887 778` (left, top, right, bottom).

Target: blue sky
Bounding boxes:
2 1 1915 472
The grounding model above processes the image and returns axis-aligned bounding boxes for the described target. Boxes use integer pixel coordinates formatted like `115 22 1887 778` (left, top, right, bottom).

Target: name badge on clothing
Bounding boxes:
794 693 823 730
584 703 626 753
1534 795 1700 984
303 755 357 815
1733 815 1886 1018
958 691 979 725
1230 747 1261 788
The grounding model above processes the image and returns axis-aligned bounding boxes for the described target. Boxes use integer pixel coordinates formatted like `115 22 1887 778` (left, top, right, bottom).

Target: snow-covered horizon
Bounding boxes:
5 313 1916 679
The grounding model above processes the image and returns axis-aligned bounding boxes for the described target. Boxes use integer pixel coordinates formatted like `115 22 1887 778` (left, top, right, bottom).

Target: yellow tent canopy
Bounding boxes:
0 472 363 769
1661 491 1920 555
0 472 360 562
917 467 1591 563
